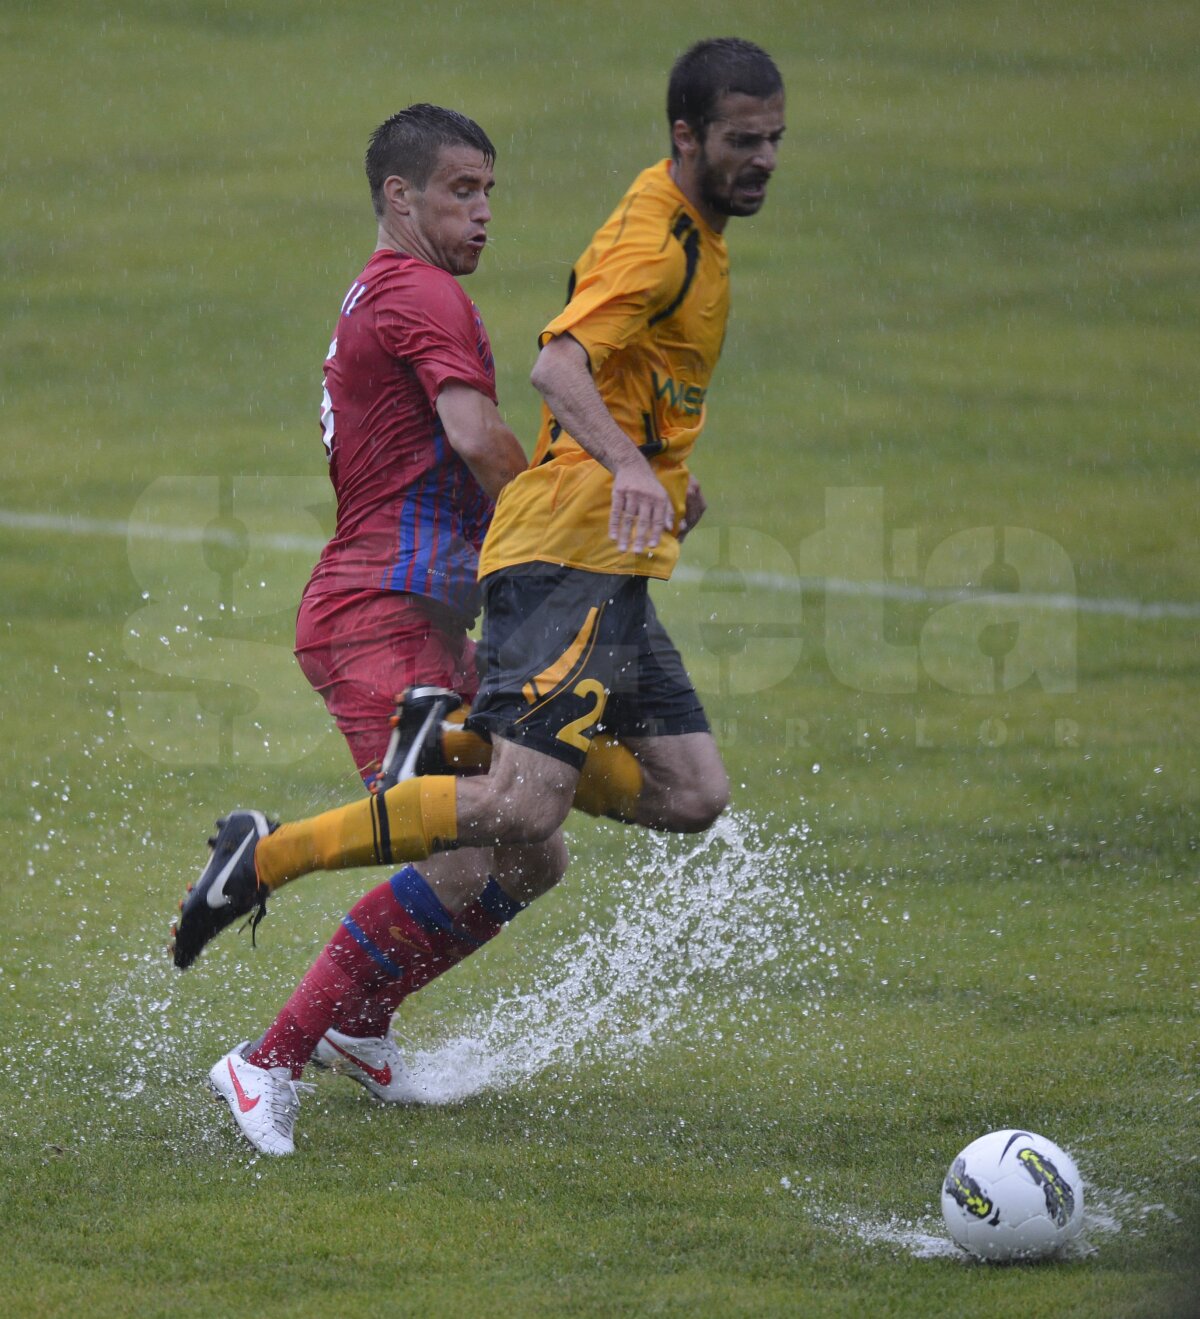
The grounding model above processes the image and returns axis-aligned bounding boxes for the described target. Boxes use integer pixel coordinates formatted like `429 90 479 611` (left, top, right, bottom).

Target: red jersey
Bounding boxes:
306 248 497 619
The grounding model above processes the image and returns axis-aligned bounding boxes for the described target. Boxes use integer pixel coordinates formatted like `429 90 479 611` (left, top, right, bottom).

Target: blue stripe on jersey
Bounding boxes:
381 422 485 616
389 459 425 594
409 425 448 594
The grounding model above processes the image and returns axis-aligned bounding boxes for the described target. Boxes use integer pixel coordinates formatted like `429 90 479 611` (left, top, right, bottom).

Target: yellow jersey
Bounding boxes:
479 158 730 580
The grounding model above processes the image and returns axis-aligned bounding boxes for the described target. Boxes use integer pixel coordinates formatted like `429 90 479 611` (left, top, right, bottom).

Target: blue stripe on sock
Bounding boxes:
341 914 405 979
389 864 457 938
479 876 527 924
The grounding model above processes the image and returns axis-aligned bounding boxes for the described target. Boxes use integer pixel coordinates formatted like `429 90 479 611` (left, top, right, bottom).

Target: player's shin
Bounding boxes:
334 873 526 1036
254 777 461 891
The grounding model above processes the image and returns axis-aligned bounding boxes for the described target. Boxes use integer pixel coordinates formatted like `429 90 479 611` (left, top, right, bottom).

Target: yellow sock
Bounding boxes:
440 710 492 770
439 712 639 822
256 777 459 891
574 734 644 823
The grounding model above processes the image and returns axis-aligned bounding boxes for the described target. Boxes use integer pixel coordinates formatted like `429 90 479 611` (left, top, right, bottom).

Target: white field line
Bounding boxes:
2 507 1199 621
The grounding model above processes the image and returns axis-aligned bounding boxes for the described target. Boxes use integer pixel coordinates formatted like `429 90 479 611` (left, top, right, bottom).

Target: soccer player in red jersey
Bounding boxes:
192 106 570 1155
179 39 783 1155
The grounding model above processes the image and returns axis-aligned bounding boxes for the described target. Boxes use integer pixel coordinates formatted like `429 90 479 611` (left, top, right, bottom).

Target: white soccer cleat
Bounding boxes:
313 1027 413 1104
208 1042 311 1156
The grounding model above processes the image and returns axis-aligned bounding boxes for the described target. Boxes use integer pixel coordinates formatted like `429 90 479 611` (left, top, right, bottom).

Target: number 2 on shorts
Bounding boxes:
556 678 608 753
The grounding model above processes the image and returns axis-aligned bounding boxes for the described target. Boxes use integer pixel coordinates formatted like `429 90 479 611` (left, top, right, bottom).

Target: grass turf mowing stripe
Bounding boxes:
3 506 1198 621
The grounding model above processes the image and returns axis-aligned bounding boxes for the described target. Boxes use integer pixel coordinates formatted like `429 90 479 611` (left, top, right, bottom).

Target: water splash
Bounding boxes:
782 1178 1179 1262
1 807 860 1151
1076 1188 1179 1244
382 809 855 1103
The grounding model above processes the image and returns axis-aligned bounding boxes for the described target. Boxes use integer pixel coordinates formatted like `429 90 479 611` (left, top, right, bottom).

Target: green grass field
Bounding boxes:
2 2 1197 1315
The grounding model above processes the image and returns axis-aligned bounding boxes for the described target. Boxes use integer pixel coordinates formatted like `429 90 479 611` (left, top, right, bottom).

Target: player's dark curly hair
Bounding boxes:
667 39 783 154
366 104 495 216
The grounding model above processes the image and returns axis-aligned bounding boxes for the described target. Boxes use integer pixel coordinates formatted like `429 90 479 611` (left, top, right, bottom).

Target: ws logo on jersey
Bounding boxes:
653 371 706 417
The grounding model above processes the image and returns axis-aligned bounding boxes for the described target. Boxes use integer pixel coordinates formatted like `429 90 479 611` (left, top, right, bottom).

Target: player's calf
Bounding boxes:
624 732 731 833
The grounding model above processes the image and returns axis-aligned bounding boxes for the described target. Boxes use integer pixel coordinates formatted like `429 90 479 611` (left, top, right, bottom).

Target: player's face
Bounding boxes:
693 91 785 223
407 146 495 276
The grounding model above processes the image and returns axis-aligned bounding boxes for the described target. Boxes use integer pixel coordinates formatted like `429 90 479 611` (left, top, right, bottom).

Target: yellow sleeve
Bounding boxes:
539 218 688 371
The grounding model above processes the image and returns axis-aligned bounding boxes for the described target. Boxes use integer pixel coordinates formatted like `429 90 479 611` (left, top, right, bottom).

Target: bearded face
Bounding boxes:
685 91 785 223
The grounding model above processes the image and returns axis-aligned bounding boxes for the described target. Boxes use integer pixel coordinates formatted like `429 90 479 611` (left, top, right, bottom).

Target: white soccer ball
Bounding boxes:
941 1128 1084 1261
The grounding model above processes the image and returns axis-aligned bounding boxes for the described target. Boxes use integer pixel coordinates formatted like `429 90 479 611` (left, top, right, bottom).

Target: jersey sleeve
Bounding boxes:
375 267 497 407
540 208 689 371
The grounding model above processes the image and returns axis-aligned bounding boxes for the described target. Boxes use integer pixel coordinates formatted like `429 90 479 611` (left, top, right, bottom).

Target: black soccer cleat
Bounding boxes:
171 809 277 970
374 686 463 794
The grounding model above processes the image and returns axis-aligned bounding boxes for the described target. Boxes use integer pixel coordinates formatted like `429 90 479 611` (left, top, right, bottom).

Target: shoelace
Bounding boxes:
237 890 270 947
265 1076 315 1135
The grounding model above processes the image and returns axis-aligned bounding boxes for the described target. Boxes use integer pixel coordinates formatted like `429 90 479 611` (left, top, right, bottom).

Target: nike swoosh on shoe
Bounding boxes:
206 832 256 909
228 1059 262 1113
324 1037 392 1087
394 703 441 782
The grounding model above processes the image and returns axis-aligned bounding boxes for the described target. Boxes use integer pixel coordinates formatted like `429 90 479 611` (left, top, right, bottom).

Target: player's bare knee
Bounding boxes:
554 834 569 880
681 782 729 831
700 780 731 829
522 833 568 892
493 832 567 905
522 796 572 843
659 775 730 832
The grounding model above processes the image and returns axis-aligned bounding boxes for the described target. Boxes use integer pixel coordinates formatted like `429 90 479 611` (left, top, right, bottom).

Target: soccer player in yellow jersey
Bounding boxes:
176 40 784 1040
460 36 784 829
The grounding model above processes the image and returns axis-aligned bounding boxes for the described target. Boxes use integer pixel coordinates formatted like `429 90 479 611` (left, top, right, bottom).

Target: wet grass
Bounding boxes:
1 1 1198 1316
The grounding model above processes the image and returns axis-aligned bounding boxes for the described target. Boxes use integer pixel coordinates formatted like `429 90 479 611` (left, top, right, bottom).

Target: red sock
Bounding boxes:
333 871 526 1037
248 868 525 1075
248 872 431 1077
246 946 359 1078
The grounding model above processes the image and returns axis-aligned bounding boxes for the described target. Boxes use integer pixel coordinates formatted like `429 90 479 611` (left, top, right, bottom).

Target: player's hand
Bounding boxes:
677 475 706 541
609 461 673 554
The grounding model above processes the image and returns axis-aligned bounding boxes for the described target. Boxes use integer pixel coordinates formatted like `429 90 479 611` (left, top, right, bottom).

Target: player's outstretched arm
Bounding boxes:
436 383 529 499
530 333 673 554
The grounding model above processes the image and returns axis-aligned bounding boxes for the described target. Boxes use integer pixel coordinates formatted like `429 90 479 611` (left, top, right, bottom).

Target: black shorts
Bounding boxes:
466 564 709 770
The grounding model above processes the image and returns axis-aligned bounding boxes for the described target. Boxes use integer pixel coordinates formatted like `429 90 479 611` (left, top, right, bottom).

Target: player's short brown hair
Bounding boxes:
667 38 783 151
366 104 495 216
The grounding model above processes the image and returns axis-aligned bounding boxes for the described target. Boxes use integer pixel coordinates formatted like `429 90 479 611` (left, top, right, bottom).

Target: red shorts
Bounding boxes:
295 587 479 782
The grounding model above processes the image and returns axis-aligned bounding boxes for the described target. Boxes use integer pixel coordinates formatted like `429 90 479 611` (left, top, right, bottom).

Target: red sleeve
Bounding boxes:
374 264 497 407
